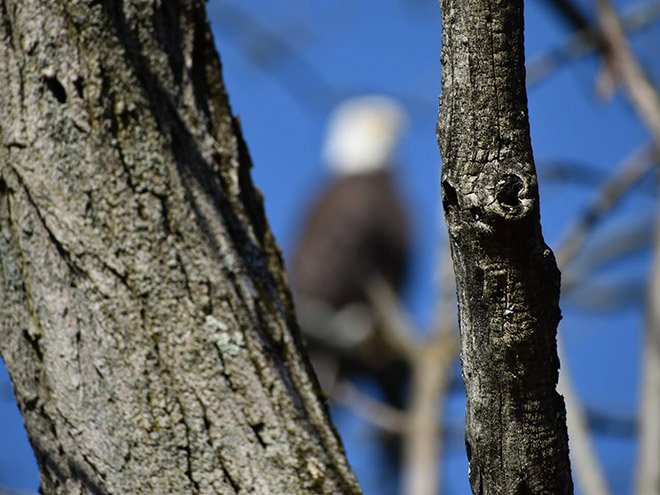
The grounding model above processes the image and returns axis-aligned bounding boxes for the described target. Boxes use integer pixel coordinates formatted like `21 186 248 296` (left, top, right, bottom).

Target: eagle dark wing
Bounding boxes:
291 169 409 309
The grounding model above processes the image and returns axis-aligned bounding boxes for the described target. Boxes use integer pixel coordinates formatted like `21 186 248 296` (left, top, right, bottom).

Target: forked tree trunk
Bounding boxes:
0 1 360 494
437 1 573 493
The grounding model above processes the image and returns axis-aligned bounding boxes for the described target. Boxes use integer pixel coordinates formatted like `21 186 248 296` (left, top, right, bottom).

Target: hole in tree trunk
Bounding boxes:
496 174 523 209
44 75 67 103
442 180 458 212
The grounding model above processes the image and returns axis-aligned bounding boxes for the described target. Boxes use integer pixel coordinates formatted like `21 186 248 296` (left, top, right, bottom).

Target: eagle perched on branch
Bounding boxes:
292 95 411 409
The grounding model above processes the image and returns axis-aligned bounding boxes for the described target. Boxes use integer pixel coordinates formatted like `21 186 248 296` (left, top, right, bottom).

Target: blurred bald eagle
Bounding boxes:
291 95 411 408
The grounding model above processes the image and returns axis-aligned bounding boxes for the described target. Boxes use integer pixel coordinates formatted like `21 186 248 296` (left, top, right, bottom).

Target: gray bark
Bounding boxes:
437 1 573 493
0 1 360 494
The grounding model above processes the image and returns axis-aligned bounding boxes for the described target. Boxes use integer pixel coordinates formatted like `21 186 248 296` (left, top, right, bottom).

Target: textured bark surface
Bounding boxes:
437 1 573 493
0 1 360 494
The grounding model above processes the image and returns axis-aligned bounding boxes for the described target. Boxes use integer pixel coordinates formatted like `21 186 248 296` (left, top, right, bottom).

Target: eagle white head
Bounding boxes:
322 95 407 175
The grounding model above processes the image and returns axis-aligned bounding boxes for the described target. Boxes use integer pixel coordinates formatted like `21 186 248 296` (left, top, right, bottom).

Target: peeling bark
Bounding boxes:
437 1 573 493
0 1 360 494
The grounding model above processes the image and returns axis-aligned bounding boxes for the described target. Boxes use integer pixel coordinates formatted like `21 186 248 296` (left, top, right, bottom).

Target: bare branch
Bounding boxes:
595 0 660 147
551 146 656 495
556 145 657 268
367 249 460 495
557 339 611 494
331 380 407 435
402 331 458 495
552 147 654 494
366 276 420 361
528 1 660 87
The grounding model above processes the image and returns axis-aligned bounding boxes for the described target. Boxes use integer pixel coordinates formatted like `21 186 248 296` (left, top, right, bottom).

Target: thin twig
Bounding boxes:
527 1 660 87
595 0 660 147
593 4 660 492
208 3 337 113
552 144 656 495
557 339 610 494
401 330 459 495
401 236 460 495
367 251 461 495
366 276 419 361
556 144 657 268
331 380 407 435
638 256 660 494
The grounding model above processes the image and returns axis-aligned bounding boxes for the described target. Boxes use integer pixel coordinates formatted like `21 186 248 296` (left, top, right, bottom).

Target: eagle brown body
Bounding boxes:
292 169 409 310
291 168 411 413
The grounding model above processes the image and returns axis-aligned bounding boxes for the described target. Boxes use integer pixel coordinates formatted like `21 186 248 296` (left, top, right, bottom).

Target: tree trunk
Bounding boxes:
437 1 573 493
0 1 360 494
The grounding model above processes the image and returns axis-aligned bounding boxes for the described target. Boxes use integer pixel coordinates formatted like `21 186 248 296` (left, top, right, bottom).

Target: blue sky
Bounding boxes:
1 1 658 493
208 3 654 491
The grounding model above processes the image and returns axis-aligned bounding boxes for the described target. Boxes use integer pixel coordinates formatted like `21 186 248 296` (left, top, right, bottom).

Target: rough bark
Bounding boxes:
0 1 361 494
437 1 573 493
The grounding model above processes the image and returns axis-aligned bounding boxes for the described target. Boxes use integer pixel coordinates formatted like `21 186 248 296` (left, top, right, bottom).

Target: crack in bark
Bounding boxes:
486 0 502 154
9 164 86 279
193 389 242 494
175 251 194 300
22 329 43 361
249 422 267 449
176 397 201 494
44 74 67 104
